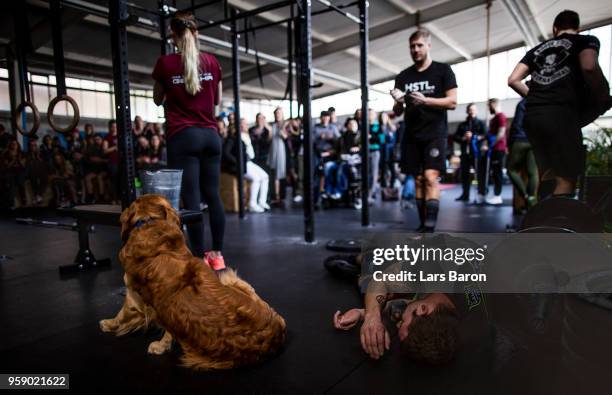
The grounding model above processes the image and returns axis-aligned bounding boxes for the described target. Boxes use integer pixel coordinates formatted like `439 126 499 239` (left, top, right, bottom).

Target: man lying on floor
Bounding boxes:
330 234 492 365
334 292 475 365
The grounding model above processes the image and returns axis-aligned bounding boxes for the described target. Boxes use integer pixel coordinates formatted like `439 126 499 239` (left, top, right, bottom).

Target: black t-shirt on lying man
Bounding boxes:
394 61 457 142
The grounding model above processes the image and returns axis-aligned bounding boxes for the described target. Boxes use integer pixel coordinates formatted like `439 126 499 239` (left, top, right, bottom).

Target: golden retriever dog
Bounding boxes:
99 194 286 370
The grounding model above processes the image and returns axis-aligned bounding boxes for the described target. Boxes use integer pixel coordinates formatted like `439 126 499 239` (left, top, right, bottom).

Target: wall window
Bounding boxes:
0 81 10 111
0 69 163 123
585 25 611 84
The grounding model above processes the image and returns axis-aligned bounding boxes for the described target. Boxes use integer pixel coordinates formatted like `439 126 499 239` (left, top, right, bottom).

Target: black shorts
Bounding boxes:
524 106 584 178
401 138 446 175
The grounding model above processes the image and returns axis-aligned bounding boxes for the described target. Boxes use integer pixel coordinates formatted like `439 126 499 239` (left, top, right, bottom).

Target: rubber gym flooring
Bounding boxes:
0 185 608 394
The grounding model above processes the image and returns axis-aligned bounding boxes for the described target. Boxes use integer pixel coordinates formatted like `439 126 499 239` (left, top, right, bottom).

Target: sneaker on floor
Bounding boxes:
455 194 469 201
260 202 271 210
293 195 303 203
324 254 360 279
486 195 503 205
331 192 342 200
248 204 265 213
204 252 226 271
367 197 375 205
476 194 486 204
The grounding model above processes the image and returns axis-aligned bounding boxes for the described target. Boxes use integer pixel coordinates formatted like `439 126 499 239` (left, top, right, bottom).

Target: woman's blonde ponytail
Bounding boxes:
178 30 201 95
171 12 201 96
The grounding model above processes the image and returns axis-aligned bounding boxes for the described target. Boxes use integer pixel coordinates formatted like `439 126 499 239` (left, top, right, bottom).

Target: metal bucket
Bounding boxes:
141 169 183 210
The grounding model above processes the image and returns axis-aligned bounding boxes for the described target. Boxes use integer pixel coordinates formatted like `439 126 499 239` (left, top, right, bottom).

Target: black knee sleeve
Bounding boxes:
424 199 440 231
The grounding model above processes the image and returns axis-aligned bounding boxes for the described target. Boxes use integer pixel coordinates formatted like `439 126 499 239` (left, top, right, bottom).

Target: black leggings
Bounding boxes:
167 127 225 255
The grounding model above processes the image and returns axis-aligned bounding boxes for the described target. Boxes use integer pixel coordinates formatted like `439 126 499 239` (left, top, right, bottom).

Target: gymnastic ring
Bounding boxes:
14 101 41 137
47 95 80 135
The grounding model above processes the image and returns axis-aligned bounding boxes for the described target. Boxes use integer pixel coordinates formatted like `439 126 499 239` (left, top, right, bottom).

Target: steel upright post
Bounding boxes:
299 0 314 242
359 0 370 226
231 8 246 218
109 0 137 209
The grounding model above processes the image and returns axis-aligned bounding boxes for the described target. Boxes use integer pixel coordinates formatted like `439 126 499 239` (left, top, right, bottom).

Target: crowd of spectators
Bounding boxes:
1 103 520 213
218 106 404 212
0 106 429 213
0 116 166 209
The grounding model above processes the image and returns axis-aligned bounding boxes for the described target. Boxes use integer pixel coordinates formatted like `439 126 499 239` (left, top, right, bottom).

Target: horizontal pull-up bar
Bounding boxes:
60 0 372 94
199 31 386 95
235 1 359 35
198 0 295 31
162 4 232 32
126 0 228 34
167 0 221 16
315 0 362 24
236 16 293 35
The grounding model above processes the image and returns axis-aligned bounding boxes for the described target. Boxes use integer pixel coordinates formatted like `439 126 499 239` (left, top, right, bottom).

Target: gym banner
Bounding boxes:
360 233 612 297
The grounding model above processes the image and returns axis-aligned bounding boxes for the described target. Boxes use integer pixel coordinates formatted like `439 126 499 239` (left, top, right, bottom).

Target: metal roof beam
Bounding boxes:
234 0 484 88
384 0 474 60
312 0 484 59
524 0 549 40
227 0 402 83
499 0 539 47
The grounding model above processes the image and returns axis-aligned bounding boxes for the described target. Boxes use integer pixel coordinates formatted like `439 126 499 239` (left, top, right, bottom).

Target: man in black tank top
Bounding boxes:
508 10 611 198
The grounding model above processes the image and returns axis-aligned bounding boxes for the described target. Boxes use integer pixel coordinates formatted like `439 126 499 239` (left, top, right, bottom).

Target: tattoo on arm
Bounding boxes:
376 294 387 306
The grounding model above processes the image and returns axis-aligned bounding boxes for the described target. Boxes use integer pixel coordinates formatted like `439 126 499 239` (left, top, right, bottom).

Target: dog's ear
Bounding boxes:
164 204 181 228
120 201 137 241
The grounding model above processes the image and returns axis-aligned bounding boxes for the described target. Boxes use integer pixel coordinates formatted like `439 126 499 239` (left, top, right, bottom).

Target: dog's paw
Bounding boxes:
99 319 118 333
148 340 172 355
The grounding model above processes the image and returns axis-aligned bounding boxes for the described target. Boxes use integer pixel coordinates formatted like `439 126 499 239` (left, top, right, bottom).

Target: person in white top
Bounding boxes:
239 119 270 213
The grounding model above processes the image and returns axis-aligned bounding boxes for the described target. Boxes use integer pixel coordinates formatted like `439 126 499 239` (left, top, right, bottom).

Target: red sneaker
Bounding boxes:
204 252 226 271
201 256 211 268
